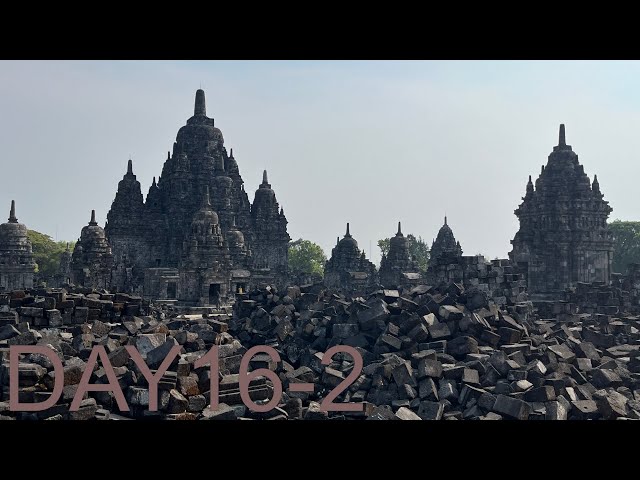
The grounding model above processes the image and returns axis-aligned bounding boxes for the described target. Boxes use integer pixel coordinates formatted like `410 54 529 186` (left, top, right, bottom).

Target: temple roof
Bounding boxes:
0 200 32 253
191 186 220 226
337 222 359 251
516 124 611 216
430 216 462 261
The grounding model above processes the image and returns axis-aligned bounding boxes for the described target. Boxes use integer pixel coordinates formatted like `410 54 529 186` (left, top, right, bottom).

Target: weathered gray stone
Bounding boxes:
493 394 531 420
447 336 479 357
417 401 444 420
202 403 237 420
395 406 421 420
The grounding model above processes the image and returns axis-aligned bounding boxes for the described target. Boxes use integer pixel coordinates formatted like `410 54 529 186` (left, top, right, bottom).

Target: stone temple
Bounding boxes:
0 201 36 291
71 210 114 289
100 89 290 304
429 216 463 265
324 223 377 292
510 124 614 295
379 222 421 288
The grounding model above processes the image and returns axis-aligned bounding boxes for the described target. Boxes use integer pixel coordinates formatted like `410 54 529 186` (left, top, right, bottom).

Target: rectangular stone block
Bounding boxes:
493 394 531 420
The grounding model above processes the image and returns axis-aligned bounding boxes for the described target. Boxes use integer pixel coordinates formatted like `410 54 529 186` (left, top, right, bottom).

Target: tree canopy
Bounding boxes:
27 230 74 277
378 234 430 273
609 220 640 274
288 239 327 276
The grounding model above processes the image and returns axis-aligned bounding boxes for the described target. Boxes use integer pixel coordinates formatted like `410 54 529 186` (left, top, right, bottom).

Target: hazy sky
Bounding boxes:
1 60 639 265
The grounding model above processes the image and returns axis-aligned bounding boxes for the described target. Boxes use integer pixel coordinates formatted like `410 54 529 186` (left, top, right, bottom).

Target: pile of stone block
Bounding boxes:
427 256 528 307
1 281 640 420
0 288 148 329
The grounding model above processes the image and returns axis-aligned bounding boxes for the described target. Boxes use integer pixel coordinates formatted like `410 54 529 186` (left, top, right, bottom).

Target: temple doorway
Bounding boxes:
166 282 177 299
209 283 221 305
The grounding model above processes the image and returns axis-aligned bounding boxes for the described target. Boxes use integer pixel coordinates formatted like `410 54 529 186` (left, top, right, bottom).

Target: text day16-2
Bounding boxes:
8 344 364 413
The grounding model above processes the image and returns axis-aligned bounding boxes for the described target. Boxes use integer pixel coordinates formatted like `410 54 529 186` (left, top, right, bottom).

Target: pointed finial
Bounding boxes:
127 158 133 174
152 176 157 187
397 221 402 235
202 185 211 207
444 215 447 226
263 169 268 184
89 209 97 226
280 207 284 215
593 174 601 194
559 124 566 146
337 236 340 246
167 151 170 160
230 148 234 158
8 200 17 223
195 89 206 116
526 174 534 197
345 223 351 237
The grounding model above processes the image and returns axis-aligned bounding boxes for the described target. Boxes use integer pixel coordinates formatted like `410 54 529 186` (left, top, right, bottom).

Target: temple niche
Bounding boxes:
509 124 614 296
0 200 36 291
101 89 290 303
379 222 421 288
324 223 378 292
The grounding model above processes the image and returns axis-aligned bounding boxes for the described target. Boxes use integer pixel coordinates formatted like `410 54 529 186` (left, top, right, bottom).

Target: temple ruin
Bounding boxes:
510 124 614 296
70 210 114 290
379 222 422 288
0 201 36 291
429 216 463 265
324 223 378 292
101 89 290 304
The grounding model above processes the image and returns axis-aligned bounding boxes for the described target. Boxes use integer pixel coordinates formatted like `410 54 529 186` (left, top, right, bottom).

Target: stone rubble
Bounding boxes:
1 281 640 420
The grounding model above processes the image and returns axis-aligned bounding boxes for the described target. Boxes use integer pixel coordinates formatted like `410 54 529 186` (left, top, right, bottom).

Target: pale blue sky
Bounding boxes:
1 60 639 265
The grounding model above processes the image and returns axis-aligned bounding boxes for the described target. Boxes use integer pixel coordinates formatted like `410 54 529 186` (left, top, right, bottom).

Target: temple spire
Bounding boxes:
202 185 211 207
397 221 402 236
559 124 566 146
263 170 268 184
127 158 133 174
194 89 206 116
345 222 351 237
444 215 447 226
152 176 157 187
526 175 534 197
89 209 97 226
8 200 17 223
230 148 234 158
592 174 601 194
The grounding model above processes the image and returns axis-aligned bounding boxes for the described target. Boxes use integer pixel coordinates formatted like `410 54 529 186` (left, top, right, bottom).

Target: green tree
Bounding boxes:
288 239 327 276
378 238 390 257
27 230 75 277
378 234 430 273
609 220 640 274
